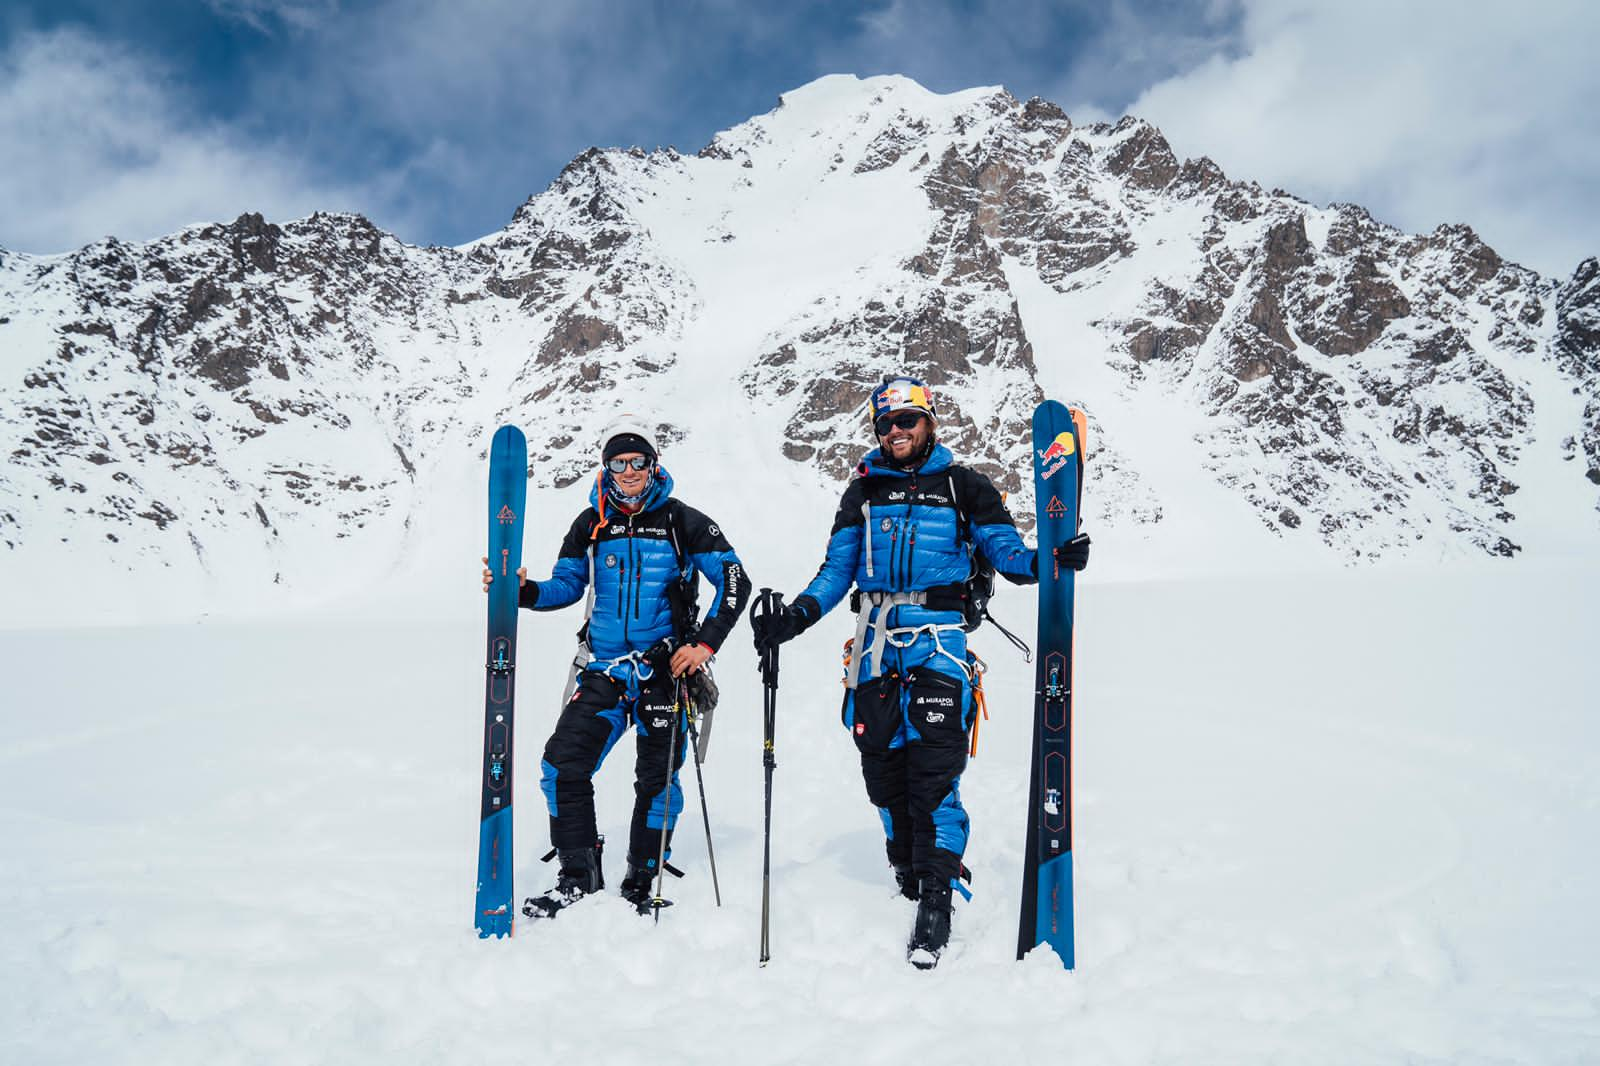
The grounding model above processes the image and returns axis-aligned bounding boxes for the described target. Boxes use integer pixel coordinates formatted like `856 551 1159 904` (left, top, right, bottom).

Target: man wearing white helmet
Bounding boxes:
752 377 1090 968
481 416 750 919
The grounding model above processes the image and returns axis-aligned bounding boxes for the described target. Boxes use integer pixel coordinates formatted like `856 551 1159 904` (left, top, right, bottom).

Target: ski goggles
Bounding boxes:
606 455 652 473
873 411 927 437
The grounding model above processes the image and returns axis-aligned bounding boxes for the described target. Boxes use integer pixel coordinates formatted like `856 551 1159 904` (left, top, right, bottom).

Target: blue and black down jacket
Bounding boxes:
797 444 1035 624
519 468 750 660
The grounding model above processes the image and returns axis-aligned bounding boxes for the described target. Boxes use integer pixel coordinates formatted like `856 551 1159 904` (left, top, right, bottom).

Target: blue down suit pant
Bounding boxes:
842 621 972 886
539 663 685 870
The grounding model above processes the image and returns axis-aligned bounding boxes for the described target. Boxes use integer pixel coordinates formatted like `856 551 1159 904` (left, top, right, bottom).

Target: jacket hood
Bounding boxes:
855 442 954 479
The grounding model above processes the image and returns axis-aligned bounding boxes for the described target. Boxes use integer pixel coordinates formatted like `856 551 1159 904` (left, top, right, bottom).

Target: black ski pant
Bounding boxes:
539 669 686 871
845 661 971 887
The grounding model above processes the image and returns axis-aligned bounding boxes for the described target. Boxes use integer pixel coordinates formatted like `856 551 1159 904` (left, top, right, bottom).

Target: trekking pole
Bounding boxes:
753 588 784 965
681 676 722 907
651 684 682 925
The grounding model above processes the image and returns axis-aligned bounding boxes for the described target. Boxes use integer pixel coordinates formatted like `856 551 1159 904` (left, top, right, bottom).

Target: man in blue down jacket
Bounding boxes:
752 377 1090 968
483 417 750 919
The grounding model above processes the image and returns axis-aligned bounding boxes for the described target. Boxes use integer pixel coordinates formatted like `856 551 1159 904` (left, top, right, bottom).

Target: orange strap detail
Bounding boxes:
589 471 611 539
969 679 990 757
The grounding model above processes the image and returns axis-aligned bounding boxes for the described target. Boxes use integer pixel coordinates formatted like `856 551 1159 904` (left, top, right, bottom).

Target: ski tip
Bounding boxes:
489 423 529 463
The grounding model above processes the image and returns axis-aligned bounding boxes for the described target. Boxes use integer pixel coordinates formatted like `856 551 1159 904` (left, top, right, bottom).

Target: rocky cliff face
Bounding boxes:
2 74 1596 615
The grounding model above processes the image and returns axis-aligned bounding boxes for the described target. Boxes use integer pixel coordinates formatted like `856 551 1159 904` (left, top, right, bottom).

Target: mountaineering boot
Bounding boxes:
619 857 671 916
522 844 604 919
907 877 953 970
899 859 971 902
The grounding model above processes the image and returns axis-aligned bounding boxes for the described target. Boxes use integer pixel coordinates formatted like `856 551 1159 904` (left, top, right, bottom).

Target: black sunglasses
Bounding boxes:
607 456 652 473
874 411 925 436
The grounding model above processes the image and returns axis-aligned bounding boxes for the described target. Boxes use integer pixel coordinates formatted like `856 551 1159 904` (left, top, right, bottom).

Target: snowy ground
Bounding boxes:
3 563 1599 1064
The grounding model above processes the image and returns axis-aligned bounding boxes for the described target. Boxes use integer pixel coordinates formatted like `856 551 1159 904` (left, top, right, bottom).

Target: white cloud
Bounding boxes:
1117 0 1600 277
0 28 387 254
203 0 340 33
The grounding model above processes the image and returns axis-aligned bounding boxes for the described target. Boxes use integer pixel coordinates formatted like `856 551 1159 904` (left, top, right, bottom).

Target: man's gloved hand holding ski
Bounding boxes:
1053 532 1091 572
1027 533 1092 579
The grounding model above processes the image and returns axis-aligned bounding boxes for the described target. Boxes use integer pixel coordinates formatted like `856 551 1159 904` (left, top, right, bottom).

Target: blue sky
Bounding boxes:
2 1 1595 276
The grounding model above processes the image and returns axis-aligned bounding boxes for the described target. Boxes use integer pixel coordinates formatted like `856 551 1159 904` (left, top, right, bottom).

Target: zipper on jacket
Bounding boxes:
861 500 874 577
903 476 917 589
889 522 900 589
907 523 918 588
623 515 636 637
617 551 626 623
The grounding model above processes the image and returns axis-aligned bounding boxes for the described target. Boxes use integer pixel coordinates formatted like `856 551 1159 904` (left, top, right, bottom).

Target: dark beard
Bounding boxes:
883 436 933 470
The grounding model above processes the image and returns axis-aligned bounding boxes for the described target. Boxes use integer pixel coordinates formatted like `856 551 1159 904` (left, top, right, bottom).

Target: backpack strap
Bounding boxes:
664 498 689 578
949 469 974 551
663 499 701 639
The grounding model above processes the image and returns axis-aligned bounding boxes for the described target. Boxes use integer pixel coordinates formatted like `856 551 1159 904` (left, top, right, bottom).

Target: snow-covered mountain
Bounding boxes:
3 74 1597 623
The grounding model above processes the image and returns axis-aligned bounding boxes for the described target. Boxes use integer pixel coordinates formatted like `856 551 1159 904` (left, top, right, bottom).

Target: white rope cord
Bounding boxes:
880 621 973 680
594 648 657 685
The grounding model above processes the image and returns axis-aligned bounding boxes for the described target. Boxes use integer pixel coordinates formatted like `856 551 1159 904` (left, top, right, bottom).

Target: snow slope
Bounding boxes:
3 563 1597 1064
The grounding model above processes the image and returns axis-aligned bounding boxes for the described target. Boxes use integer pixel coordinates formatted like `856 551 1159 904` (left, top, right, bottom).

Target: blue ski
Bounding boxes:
1018 400 1086 968
476 424 527 938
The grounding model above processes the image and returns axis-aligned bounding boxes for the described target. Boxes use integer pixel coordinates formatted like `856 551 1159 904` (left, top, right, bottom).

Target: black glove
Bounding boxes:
751 595 819 654
1054 532 1091 572
642 636 678 678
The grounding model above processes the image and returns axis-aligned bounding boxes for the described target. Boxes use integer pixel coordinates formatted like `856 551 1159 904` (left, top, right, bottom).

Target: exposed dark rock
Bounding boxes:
1555 257 1600 377
1017 97 1071 137
178 339 264 391
182 276 232 329
1172 156 1227 196
856 113 931 173
1104 121 1180 191
537 310 623 366
226 212 282 276
1291 252 1411 356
